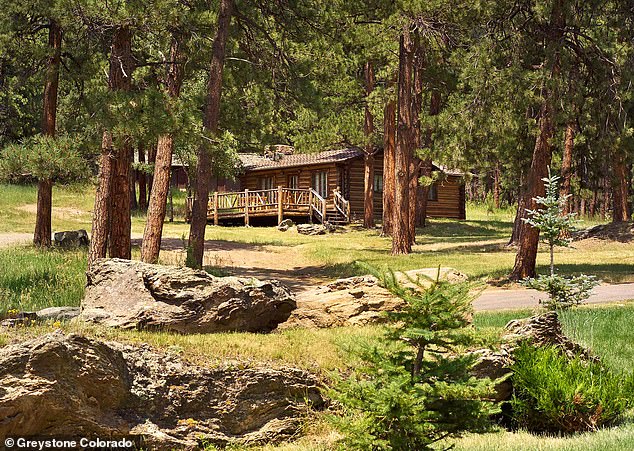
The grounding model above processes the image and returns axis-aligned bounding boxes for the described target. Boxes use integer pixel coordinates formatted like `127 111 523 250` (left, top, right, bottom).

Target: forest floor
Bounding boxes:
1 183 634 449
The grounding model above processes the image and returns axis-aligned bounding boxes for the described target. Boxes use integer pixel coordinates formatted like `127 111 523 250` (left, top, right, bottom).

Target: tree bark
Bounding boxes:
88 132 114 267
493 161 501 209
34 20 62 247
612 151 630 222
509 0 564 280
392 31 414 255
419 91 441 227
188 0 233 268
382 100 396 236
560 120 575 215
106 26 134 260
130 149 138 211
509 100 554 279
138 144 147 211
142 34 187 264
408 43 424 242
363 61 375 228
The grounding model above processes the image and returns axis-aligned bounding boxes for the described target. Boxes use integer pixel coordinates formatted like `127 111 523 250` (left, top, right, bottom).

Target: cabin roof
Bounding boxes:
237 148 463 176
238 148 364 171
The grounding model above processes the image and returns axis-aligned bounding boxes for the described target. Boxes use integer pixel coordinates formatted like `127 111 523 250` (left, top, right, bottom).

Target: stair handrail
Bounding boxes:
309 188 326 223
333 188 350 222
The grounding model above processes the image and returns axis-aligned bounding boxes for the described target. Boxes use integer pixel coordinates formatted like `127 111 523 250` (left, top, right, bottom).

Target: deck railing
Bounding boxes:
333 189 350 222
186 187 336 225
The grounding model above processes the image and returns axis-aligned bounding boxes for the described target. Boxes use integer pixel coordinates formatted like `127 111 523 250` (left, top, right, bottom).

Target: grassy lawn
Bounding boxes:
2 183 633 284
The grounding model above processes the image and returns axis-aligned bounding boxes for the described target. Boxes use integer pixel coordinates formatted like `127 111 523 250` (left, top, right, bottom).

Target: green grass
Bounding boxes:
0 246 87 314
3 183 632 283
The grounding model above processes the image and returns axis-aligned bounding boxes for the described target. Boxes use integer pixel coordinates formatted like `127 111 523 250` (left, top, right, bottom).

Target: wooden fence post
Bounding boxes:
277 186 283 224
213 192 219 226
244 189 249 226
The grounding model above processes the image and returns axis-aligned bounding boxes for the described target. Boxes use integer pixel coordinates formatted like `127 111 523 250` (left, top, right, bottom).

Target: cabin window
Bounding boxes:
288 175 299 189
374 174 383 193
312 171 328 198
259 176 274 190
428 183 438 201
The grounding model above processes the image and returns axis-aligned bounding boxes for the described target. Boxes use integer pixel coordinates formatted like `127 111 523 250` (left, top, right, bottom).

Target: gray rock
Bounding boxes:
0 333 324 448
297 224 329 235
53 229 89 248
470 311 598 403
277 219 294 231
78 259 296 333
36 306 81 322
280 269 468 330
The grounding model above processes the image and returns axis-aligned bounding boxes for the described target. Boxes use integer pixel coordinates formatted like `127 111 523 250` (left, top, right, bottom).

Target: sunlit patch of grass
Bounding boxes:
0 246 86 315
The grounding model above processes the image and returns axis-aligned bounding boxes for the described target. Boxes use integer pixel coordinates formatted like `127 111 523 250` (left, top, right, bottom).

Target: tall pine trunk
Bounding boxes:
34 20 62 248
107 26 134 260
560 120 575 215
142 34 187 264
138 144 147 211
188 0 233 268
382 100 396 235
392 31 414 255
509 0 564 280
509 100 554 279
419 91 441 227
88 132 114 267
408 43 424 241
493 161 501 209
612 151 630 222
89 26 134 264
363 61 375 228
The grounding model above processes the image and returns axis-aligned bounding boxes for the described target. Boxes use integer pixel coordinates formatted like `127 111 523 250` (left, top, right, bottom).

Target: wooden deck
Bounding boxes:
186 187 350 225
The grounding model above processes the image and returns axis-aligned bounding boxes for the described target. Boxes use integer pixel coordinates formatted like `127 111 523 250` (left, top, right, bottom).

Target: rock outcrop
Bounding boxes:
471 311 597 402
78 259 296 333
0 333 324 448
280 268 467 329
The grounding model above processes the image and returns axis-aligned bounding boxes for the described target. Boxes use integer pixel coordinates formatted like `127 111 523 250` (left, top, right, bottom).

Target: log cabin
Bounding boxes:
183 147 466 225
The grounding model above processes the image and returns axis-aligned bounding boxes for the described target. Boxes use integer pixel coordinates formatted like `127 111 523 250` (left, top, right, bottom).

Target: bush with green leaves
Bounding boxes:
522 167 599 309
330 269 498 450
510 343 634 433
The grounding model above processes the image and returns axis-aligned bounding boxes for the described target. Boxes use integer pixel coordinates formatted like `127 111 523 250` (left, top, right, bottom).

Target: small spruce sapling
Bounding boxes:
522 167 599 309
329 267 498 450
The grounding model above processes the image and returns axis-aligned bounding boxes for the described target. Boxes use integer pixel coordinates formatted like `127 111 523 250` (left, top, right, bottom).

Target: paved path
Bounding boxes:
474 283 634 311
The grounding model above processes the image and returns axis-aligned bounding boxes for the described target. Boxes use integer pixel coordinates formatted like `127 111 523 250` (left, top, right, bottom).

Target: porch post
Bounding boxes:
308 189 313 223
244 189 249 226
213 192 219 226
278 186 283 224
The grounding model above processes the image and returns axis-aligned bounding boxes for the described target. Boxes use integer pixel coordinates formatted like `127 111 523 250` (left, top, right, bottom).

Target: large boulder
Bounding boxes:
279 268 467 329
0 333 324 448
78 259 296 333
470 311 598 402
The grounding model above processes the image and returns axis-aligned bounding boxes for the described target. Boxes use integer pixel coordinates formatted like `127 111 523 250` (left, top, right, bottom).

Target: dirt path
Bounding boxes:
0 233 32 248
4 232 633 309
134 237 332 293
